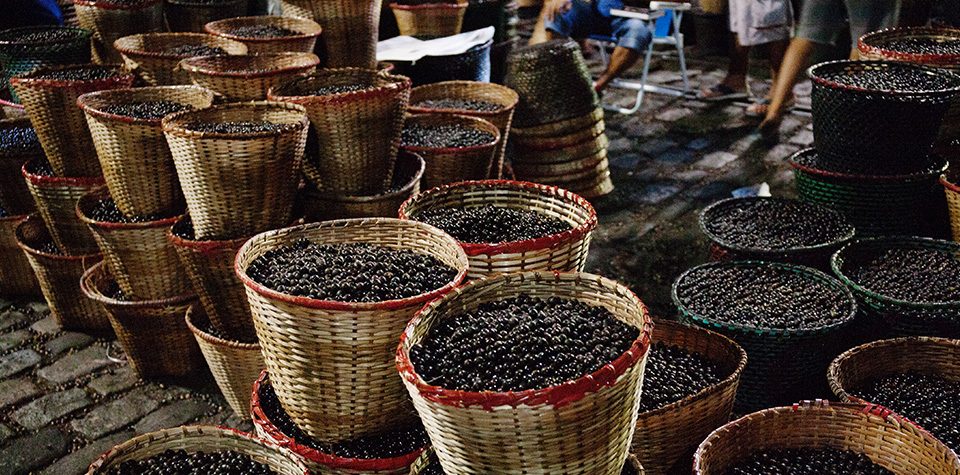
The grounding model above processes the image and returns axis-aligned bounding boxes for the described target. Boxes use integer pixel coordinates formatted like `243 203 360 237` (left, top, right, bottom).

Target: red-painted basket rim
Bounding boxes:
389 2 468 10
858 27 960 66
807 59 960 95
113 33 248 60
407 80 519 118
9 64 133 88
15 214 100 260
401 113 501 153
267 69 412 105
74 0 161 10
161 100 308 139
21 158 105 186
77 85 215 125
80 260 197 307
204 16 323 43
75 186 183 230
179 52 320 79
787 148 948 181
184 305 260 349
941 172 960 193
167 215 250 250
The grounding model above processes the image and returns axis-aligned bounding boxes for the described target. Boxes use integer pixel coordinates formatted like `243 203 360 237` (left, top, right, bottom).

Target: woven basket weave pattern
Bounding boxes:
0 26 93 103
945 174 960 242
23 159 104 255
74 0 166 64
391 2 468 38
402 114 500 190
277 0 380 68
204 16 322 54
0 118 42 215
505 39 599 128
180 53 320 102
0 215 41 297
165 0 247 33
114 33 248 86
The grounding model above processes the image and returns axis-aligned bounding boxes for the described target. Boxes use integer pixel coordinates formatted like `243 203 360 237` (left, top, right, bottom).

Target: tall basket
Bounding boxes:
74 0 167 64
0 26 92 104
204 15 323 54
179 53 320 102
0 214 40 297
505 39 599 128
23 158 104 255
401 114 500 190
390 1 469 38
0 118 43 215
113 33 248 86
165 0 247 33
278 0 381 68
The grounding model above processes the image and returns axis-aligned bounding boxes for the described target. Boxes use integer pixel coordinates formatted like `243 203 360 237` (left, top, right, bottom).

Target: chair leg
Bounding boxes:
676 34 689 93
602 43 655 115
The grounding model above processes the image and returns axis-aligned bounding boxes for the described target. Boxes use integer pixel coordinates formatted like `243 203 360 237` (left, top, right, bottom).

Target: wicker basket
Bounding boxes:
81 261 202 379
399 180 597 280
168 215 257 342
390 39 492 87
22 158 103 255
77 85 215 218
512 148 608 181
277 0 380 68
74 0 167 65
409 447 645 475
10 64 134 177
86 426 310 475
511 106 603 138
632 319 746 475
513 119 606 152
390 1 469 38
407 80 518 179
0 215 41 297
186 305 264 421
0 118 42 215
859 27 960 70
398 271 653 474
514 134 609 166
204 15 323 54
114 33 248 86
402 114 500 189
505 39 599 128
165 0 248 33
268 69 411 195
942 169 960 242
16 214 110 334
0 26 92 104
566 164 614 200
302 150 424 222
235 218 469 442
180 53 320 101
162 101 308 240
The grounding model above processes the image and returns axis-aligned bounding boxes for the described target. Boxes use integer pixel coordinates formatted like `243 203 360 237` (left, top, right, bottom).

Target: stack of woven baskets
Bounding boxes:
276 0 381 68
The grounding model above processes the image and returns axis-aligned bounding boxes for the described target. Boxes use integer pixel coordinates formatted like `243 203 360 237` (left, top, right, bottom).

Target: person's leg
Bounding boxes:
594 46 642 92
699 37 751 99
845 0 901 58
593 17 652 92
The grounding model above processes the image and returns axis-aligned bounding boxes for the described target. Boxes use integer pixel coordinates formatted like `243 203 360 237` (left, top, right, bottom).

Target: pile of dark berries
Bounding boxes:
818 62 958 92
226 25 299 38
0 27 85 44
173 0 236 3
300 84 374 96
879 37 960 55
103 449 277 475
402 123 495 148
22 66 120 81
36 239 62 255
703 199 851 251
101 101 194 120
421 454 446 475
246 240 457 302
725 448 892 475
851 371 960 452
415 204 572 243
410 295 640 392
164 44 229 57
412 98 503 112
847 247 960 303
102 280 128 301
184 121 291 134
637 342 723 413
87 198 172 223
0 126 42 156
675 264 852 331
26 159 54 176
172 216 201 241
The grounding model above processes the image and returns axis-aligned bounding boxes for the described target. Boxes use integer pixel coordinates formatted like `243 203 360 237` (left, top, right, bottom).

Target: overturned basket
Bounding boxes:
205 15 323 54
114 33 248 86
22 158 104 255
180 52 320 101
505 39 599 128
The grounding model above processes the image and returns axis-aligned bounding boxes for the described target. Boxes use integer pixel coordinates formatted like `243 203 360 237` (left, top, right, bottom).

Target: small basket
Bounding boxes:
10 63 135 177
0 25 93 104
399 180 597 280
186 305 264 421
632 319 746 475
277 0 380 68
398 271 653 474
162 101 308 240
693 400 960 474
204 15 323 54
86 425 310 475
268 69 411 195
165 0 248 33
77 85 215 218
235 218 469 442
114 33 248 86
81 261 203 380
505 39 599 128
0 118 42 215
180 53 320 101
831 237 960 338
74 0 167 64
389 39 492 87
0 215 41 297
941 169 960 242
22 158 104 255
401 113 500 189
390 1 469 38
858 27 960 70
16 214 110 334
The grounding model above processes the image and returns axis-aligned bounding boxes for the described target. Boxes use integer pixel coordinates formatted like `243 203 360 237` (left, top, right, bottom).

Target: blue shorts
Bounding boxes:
545 0 653 51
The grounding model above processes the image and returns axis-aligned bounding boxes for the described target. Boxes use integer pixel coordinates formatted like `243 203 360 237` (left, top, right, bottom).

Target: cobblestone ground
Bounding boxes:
0 51 812 474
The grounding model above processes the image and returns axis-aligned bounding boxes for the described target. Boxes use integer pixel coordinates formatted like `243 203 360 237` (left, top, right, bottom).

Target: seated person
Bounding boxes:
3 0 62 29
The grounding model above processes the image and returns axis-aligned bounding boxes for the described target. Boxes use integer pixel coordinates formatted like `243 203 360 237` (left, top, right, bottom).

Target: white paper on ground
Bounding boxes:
376 26 495 62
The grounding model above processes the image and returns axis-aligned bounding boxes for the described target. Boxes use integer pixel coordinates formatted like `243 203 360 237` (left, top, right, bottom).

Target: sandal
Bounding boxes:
697 83 748 101
745 96 795 118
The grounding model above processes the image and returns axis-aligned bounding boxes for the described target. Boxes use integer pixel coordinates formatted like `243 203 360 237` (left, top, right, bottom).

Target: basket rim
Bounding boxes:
15 214 101 260
941 172 960 192
74 0 162 9
81 260 197 307
0 95 25 109
807 59 960 95
166 214 251 250
113 32 248 59
672 260 858 335
178 52 320 79
161 100 308 139
9 64 134 88
0 25 92 46
166 0 246 7
407 80 519 117
204 15 323 43
184 304 260 349
233 218 470 311
304 151 425 203
401 113 501 153
389 1 468 11
858 26 960 65
77 85 216 125
267 68 412 104
21 158 105 186
787 147 949 180
398 179 598 256
76 186 184 230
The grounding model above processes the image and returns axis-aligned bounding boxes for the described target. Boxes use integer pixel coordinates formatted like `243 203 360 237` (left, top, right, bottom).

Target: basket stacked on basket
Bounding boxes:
0 25 92 104
276 0 381 68
179 52 321 102
204 15 323 54
113 32 248 86
389 0 469 38
74 0 167 64
0 118 43 297
400 113 501 189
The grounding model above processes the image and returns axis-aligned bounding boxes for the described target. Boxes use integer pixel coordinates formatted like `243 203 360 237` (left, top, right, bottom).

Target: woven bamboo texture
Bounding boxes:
180 53 320 102
0 118 42 215
23 158 104 255
512 147 607 179
81 261 202 379
235 218 469 442
204 16 322 54
162 101 308 240
78 85 214 218
268 69 411 195
399 180 597 280
74 0 167 65
514 133 608 166
409 448 645 475
169 215 257 342
402 114 500 189
16 214 110 334
942 171 960 242
186 305 264 421
10 64 134 177
86 425 310 475
165 0 247 33
505 39 599 128
632 319 746 475
390 1 468 38
398 271 653 475
511 106 603 138
0 215 41 297
0 25 92 104
277 0 380 68
114 33 248 86
693 400 960 474
514 119 605 151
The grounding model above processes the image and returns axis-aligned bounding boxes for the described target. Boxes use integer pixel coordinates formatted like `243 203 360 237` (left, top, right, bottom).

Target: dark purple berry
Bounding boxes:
638 342 723 412
225 25 299 38
401 123 495 148
726 448 893 475
415 204 572 244
412 98 503 112
101 101 194 120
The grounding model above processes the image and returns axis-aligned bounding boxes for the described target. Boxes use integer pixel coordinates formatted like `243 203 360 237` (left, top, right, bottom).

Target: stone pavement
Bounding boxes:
0 51 811 474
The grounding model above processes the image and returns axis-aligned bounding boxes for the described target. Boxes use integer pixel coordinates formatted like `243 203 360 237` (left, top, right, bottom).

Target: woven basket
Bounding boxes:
186 305 264 421
0 118 42 215
390 1 468 38
268 69 411 195
399 180 597 280
22 158 103 255
632 319 746 475
10 64 134 177
0 26 92 104
77 85 215 218
511 148 608 180
302 150 424 222
204 15 323 54
505 39 599 128
513 133 609 166
277 0 380 68
235 218 469 442
673 261 858 413
162 101 308 241
86 426 310 475
180 53 320 101
407 80 518 179
398 271 653 474
81 261 202 379
402 114 500 189
0 215 41 297
409 447 645 475
511 106 603 138
513 120 606 152
165 0 248 33
74 0 167 65
390 40 492 87
859 27 960 70
16 214 110 334
114 33 248 86
566 164 614 200
168 215 257 342
251 371 427 475
944 171 960 242
831 237 960 338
